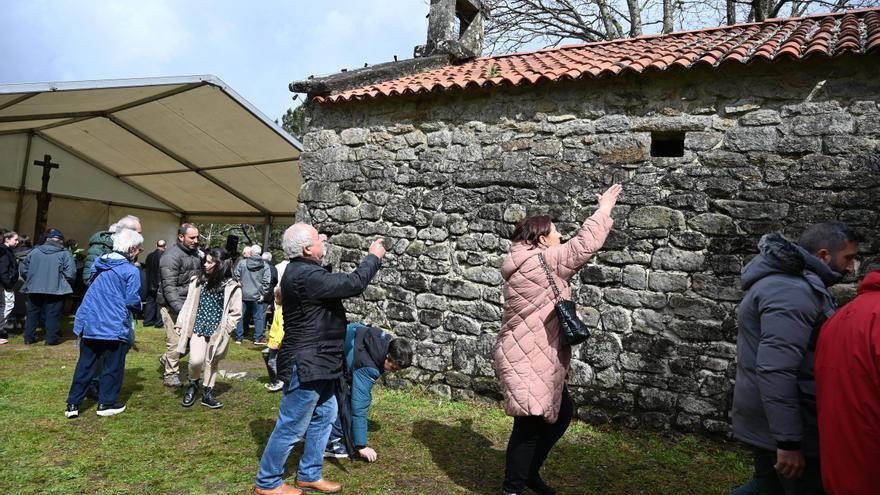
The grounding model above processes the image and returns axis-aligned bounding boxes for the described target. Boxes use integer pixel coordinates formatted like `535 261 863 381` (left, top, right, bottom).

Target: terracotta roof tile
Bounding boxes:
318 8 880 104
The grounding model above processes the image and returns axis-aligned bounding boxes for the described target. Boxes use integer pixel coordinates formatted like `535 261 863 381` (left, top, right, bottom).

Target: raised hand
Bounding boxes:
368 238 386 259
596 184 623 217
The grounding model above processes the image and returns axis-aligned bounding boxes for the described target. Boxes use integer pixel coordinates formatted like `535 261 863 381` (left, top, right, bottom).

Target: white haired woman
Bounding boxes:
64 228 144 418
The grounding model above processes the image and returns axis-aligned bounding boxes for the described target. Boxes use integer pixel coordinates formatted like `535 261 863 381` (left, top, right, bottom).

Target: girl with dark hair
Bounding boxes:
495 184 622 495
174 248 242 409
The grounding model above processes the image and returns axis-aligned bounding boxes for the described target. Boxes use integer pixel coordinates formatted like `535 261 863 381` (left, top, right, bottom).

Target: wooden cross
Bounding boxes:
32 154 59 240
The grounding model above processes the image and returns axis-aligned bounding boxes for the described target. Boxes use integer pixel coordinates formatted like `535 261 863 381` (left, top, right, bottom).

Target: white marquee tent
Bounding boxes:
0 75 302 249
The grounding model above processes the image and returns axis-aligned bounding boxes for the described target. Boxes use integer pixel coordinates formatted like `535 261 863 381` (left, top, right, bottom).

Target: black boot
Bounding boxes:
525 476 556 495
201 386 223 409
182 379 199 407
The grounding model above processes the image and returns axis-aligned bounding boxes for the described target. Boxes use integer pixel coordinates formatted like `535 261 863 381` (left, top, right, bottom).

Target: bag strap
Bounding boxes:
537 254 562 302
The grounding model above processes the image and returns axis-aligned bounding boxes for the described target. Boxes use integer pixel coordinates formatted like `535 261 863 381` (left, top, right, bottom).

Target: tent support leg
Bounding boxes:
13 132 34 234
263 215 273 250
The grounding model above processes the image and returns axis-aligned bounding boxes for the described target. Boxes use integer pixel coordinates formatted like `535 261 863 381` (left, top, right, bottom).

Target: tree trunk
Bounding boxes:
662 0 674 33
626 0 642 37
727 0 736 25
595 0 621 38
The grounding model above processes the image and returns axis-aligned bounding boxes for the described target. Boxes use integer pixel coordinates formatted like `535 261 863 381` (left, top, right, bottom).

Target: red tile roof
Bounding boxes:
318 8 880 104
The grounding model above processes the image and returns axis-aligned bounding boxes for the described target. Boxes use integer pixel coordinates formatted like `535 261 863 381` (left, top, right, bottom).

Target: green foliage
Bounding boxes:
281 104 306 140
0 323 751 494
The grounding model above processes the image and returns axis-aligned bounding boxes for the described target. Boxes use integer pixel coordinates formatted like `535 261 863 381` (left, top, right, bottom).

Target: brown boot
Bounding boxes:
254 483 303 495
294 478 342 493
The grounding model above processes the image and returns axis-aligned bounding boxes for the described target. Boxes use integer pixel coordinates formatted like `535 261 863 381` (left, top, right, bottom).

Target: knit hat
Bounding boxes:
45 228 64 241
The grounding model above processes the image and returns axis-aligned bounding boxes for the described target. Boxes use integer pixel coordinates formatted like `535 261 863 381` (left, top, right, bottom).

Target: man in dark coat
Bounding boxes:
143 239 166 327
815 269 880 495
0 230 20 344
254 223 385 495
20 228 76 345
729 222 860 495
157 224 202 388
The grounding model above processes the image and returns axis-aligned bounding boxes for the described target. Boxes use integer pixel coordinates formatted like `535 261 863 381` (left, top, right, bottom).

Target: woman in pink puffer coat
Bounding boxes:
495 184 622 495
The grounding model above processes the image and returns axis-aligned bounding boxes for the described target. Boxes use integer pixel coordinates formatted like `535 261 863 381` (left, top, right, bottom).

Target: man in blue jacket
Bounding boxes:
20 228 75 345
254 223 385 495
64 229 143 418
324 323 413 462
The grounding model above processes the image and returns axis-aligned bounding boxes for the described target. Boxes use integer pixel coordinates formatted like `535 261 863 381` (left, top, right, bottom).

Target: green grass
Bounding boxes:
0 320 750 494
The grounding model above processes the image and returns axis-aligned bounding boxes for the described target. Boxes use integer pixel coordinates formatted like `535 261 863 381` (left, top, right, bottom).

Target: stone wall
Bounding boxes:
295 53 880 436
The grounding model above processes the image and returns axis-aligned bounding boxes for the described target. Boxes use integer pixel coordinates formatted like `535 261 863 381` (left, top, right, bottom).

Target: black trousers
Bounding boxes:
66 338 129 406
502 386 573 492
737 446 826 495
143 291 161 327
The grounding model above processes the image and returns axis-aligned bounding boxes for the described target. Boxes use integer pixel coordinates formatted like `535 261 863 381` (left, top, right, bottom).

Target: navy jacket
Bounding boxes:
277 254 381 385
732 233 840 456
20 241 75 295
74 253 141 342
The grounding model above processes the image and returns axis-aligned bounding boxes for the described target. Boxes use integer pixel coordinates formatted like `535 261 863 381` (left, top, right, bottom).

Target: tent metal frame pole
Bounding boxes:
263 215 273 249
106 115 270 215
35 131 187 215
118 156 297 177
13 132 34 233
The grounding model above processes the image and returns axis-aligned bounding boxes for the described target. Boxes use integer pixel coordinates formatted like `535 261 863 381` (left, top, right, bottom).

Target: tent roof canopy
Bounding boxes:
0 75 303 222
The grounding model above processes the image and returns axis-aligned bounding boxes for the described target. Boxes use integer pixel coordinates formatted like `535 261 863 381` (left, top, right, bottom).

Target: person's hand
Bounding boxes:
596 184 623 217
775 448 805 480
174 326 181 336
258 295 264 303
267 342 279 350
368 239 386 259
358 447 378 462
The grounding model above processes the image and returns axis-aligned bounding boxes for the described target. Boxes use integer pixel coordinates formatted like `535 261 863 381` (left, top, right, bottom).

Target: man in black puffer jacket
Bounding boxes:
157 223 202 388
730 222 860 495
254 223 385 495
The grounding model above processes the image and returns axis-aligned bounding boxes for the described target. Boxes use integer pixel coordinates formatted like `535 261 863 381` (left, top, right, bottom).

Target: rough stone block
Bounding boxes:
581 265 621 284
651 247 705 272
739 109 781 126
725 126 778 152
594 115 631 133
340 128 369 145
591 133 650 164
622 265 647 290
684 132 722 151
648 272 690 292
669 294 725 319
431 278 481 300
791 113 854 135
443 313 481 335
713 200 789 220
628 206 686 230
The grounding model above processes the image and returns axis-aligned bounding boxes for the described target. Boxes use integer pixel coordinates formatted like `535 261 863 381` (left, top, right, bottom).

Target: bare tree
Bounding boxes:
484 0 880 54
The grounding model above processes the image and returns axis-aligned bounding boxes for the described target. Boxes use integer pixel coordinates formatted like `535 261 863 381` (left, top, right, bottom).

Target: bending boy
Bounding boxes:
325 323 413 462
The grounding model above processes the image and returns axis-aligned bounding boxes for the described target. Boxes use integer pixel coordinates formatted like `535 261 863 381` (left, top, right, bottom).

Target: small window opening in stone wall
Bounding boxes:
651 131 685 157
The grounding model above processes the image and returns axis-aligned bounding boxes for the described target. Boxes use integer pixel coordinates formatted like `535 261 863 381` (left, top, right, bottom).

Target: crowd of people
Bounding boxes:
1 181 878 495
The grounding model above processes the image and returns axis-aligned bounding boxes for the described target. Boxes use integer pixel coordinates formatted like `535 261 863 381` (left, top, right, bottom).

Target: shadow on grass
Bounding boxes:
413 418 505 495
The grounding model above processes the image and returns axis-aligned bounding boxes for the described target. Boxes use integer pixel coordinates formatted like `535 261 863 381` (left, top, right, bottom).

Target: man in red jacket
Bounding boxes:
815 269 880 495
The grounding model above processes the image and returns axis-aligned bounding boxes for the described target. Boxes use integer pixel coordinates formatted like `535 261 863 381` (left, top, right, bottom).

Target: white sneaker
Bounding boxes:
264 381 284 392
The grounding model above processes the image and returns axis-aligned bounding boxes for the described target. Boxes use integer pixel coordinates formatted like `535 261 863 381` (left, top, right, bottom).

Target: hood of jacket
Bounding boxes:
245 256 265 271
501 242 542 281
35 241 66 255
741 233 842 290
88 230 113 248
857 269 880 294
94 252 131 271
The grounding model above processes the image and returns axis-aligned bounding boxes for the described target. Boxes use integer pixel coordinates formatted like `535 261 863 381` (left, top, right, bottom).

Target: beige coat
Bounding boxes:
494 211 613 422
175 277 243 364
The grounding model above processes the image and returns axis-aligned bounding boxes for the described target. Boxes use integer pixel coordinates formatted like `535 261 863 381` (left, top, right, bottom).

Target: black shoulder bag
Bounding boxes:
537 253 590 346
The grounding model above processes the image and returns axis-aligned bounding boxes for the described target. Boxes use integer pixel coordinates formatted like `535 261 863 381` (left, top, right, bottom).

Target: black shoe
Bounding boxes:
201 387 223 409
96 402 126 417
64 403 79 419
526 477 556 495
182 379 199 407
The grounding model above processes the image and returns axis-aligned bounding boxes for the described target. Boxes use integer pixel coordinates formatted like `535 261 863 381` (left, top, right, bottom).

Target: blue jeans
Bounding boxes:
66 338 129 405
255 363 338 489
235 300 265 341
24 293 65 344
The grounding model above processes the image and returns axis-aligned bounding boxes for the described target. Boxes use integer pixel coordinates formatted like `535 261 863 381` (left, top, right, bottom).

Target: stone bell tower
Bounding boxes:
415 0 489 61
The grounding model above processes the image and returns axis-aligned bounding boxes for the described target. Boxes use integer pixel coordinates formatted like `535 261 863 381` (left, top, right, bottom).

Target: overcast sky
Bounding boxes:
0 0 430 122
